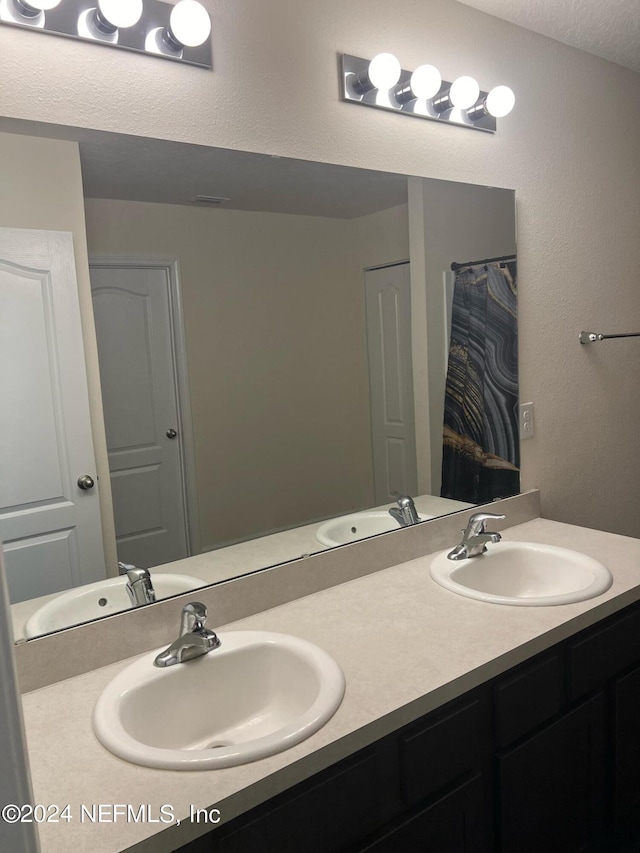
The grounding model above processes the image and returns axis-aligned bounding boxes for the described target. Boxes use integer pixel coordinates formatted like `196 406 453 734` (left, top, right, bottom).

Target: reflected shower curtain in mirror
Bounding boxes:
441 261 519 503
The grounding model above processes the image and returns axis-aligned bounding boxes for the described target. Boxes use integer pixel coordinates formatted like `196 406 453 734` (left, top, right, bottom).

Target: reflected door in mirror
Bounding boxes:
365 262 417 503
0 228 106 602
90 260 190 568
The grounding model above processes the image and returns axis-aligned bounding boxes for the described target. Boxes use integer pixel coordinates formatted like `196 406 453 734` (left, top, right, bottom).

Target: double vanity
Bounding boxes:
19 492 640 852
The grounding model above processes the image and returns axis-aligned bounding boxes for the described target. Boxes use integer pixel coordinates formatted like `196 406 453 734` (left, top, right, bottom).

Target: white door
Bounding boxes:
365 262 418 504
0 228 106 603
90 260 190 568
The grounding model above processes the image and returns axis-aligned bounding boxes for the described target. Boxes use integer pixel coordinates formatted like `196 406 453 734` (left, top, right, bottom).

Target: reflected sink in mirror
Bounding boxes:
316 510 432 548
93 631 345 770
23 574 202 638
429 542 612 606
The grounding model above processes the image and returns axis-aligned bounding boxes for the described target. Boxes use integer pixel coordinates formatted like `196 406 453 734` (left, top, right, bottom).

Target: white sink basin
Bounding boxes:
316 510 431 547
93 631 345 770
430 541 612 606
24 573 203 637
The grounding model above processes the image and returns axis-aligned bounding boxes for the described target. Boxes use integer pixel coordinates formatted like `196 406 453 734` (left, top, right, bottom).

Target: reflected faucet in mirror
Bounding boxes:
120 563 157 607
388 495 420 528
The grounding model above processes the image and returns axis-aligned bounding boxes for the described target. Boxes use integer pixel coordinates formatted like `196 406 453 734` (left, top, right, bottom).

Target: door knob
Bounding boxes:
166 429 178 439
77 474 95 490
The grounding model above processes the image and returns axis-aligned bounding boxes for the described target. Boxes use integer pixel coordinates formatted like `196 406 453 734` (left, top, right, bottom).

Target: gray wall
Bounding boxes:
84 198 410 549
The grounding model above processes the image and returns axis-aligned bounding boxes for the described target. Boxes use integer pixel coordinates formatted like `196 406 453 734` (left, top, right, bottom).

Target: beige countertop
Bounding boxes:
21 517 640 853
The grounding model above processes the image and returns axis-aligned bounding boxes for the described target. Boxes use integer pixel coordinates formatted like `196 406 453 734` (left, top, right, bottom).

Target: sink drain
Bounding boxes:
206 740 232 750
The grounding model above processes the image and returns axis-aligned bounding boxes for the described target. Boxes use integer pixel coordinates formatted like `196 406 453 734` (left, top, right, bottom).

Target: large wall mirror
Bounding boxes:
0 120 518 642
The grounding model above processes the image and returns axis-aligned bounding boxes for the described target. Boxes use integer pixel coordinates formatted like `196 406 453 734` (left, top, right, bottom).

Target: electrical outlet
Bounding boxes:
520 402 535 439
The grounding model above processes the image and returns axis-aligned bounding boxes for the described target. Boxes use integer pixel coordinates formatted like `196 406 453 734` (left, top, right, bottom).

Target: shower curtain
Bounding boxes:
441 261 519 504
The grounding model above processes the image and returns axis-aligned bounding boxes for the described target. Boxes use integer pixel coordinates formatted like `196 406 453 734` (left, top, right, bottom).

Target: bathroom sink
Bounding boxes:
23 573 203 637
93 631 345 770
316 510 431 547
429 541 612 606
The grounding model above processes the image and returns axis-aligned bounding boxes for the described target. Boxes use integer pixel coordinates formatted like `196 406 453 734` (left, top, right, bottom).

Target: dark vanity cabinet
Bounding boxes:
566 602 640 847
357 690 494 853
178 601 640 853
497 692 606 852
179 688 492 853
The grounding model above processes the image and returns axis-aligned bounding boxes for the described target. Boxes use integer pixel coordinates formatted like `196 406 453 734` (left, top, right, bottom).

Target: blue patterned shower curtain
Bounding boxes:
440 261 519 504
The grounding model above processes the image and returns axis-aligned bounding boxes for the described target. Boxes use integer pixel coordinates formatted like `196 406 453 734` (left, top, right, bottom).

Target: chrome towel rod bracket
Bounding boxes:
579 331 640 344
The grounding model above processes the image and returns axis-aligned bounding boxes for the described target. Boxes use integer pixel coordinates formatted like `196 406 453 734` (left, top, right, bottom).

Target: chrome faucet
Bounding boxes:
119 562 156 606
389 495 420 528
447 512 505 561
154 602 221 668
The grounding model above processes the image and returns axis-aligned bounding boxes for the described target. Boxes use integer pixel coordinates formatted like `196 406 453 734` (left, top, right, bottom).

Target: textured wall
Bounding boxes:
1 0 639 535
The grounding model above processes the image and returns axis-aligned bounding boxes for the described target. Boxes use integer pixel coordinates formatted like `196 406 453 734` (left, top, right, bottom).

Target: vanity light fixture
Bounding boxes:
0 0 212 68
351 52 402 95
20 0 60 7
168 0 211 48
433 75 480 112
0 0 61 27
340 54 515 133
97 0 143 29
146 0 211 58
468 85 516 119
78 0 143 43
393 63 442 104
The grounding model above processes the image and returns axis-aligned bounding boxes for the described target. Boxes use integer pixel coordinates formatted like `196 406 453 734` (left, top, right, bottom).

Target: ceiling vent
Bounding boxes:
193 195 231 205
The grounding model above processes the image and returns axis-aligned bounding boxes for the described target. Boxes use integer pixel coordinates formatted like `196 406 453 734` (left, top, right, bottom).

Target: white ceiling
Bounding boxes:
0 118 408 219
458 0 640 74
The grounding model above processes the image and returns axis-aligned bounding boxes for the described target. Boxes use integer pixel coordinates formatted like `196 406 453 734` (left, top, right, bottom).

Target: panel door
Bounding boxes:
90 262 188 568
498 694 606 853
612 663 640 842
0 227 106 602
360 774 492 853
365 263 418 504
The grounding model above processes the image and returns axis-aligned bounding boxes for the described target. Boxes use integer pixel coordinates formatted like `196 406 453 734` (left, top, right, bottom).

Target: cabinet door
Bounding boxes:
181 739 401 853
357 773 491 853
497 695 605 853
613 663 640 842
399 689 491 807
567 605 640 700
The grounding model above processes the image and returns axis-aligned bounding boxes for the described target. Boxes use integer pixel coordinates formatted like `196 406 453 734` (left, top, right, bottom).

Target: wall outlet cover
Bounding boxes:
520 402 535 439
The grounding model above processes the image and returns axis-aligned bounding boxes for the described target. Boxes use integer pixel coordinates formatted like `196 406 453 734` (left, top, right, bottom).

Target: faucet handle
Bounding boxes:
466 512 506 536
179 602 209 636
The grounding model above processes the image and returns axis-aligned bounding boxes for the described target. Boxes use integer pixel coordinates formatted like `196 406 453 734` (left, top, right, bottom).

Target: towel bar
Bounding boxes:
579 331 640 344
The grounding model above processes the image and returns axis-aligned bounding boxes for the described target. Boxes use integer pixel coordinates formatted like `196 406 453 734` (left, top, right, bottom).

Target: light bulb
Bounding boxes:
20 0 60 9
485 85 515 118
169 0 211 48
368 53 401 90
98 0 143 29
449 76 480 110
410 64 441 100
